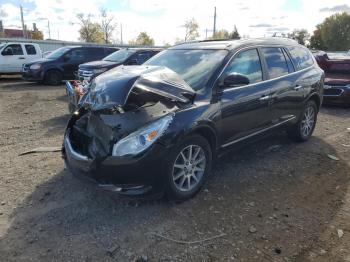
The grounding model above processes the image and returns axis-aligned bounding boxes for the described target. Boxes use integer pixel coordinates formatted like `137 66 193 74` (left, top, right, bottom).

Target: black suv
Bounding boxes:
77 48 162 82
63 38 324 201
22 46 118 85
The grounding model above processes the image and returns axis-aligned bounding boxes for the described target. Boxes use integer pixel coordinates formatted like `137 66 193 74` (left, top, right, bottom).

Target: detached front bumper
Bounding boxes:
62 133 168 196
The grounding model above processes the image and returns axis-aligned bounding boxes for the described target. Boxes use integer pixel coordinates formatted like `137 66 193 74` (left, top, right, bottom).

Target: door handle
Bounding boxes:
18 57 25 60
259 95 270 101
294 85 302 91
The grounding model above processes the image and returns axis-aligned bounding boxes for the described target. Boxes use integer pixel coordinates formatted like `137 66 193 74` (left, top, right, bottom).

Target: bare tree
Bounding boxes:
184 18 199 42
100 8 117 44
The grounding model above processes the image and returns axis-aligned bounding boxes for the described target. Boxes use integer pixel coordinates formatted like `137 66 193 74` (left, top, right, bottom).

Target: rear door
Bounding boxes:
0 44 26 73
260 46 304 123
24 44 39 64
218 48 273 146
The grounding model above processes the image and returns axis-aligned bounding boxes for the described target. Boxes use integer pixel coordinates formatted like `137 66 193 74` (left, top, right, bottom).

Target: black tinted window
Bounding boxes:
88 48 105 60
261 47 289 78
69 49 86 62
4 44 23 55
25 44 36 55
288 46 314 70
223 49 262 84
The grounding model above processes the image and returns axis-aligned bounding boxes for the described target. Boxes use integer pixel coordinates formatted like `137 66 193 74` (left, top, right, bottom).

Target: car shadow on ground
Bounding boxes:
41 114 71 136
321 105 350 117
0 134 349 261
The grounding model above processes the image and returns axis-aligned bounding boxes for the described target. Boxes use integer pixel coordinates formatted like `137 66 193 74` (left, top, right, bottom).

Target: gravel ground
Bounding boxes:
0 76 349 262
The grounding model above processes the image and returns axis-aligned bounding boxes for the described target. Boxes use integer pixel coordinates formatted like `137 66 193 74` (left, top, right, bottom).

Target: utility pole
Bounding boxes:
47 20 51 39
205 28 208 39
120 23 123 45
20 5 26 38
212 6 217 38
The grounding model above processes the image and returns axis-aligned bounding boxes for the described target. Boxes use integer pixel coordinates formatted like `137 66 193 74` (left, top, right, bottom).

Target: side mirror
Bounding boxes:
2 48 13 56
127 58 138 65
222 73 250 87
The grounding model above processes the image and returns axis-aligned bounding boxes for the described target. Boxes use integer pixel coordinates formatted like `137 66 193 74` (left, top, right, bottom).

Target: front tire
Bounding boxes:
288 100 317 142
164 135 212 201
44 70 62 85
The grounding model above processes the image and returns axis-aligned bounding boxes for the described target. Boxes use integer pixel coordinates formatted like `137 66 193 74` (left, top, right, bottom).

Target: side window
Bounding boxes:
282 48 294 73
25 44 36 55
3 44 24 55
135 52 152 64
261 47 289 78
69 49 86 62
223 49 263 84
288 46 314 70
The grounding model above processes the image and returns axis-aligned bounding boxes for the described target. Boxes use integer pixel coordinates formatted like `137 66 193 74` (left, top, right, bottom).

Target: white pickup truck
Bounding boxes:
0 42 42 74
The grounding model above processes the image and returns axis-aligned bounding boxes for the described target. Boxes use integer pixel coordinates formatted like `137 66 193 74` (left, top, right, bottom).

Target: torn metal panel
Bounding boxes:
84 66 195 110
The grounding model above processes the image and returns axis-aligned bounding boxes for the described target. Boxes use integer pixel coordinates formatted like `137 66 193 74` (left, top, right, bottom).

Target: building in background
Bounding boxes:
0 21 43 40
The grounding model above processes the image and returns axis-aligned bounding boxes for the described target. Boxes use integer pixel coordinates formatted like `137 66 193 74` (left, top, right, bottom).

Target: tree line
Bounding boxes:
76 11 350 50
277 12 350 51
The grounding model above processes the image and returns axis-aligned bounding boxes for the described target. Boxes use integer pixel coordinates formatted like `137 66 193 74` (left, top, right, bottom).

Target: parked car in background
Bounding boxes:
66 47 162 112
77 48 162 82
22 46 118 85
0 42 42 75
314 51 350 106
63 38 324 201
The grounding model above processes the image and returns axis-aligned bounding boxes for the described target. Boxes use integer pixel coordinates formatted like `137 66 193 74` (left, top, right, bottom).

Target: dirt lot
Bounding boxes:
0 76 349 262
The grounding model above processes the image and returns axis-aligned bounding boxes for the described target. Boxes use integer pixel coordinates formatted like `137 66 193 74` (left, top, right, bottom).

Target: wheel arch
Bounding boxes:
308 93 321 111
189 125 218 157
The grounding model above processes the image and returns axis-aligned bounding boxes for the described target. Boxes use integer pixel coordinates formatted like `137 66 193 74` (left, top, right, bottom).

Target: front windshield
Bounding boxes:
103 49 136 62
46 47 71 59
144 49 228 90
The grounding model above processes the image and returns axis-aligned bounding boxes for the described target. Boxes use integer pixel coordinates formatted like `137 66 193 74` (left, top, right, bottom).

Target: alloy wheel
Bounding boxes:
172 145 206 192
300 105 315 137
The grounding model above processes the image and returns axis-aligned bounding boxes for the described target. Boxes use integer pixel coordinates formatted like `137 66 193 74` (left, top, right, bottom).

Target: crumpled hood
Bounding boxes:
84 65 195 109
79 60 120 70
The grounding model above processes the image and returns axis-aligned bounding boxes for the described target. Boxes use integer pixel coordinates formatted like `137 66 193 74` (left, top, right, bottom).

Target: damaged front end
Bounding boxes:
63 66 195 195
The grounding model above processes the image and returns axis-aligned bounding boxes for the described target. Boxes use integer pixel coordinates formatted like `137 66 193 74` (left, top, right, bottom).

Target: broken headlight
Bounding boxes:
112 114 173 157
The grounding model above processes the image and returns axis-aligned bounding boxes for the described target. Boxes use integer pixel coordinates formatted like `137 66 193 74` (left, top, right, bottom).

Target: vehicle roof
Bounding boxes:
2 42 40 45
123 47 163 51
171 37 300 50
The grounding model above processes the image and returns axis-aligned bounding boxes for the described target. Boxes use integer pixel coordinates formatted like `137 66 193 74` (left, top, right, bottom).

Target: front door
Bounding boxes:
218 48 273 147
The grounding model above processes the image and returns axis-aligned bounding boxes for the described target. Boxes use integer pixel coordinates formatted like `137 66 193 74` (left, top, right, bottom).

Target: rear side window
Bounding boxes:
288 46 314 70
69 49 87 62
25 44 36 55
223 49 263 84
261 47 289 79
4 44 23 55
89 48 107 60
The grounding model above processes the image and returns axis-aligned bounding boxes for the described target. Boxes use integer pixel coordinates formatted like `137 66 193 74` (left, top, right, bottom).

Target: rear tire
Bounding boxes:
44 70 62 85
164 134 212 201
288 100 317 142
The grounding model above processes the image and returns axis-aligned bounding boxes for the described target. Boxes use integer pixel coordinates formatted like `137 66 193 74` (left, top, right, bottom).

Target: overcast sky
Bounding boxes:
1 0 350 45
